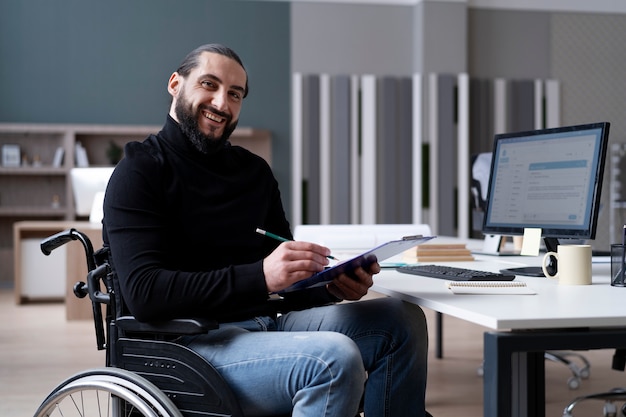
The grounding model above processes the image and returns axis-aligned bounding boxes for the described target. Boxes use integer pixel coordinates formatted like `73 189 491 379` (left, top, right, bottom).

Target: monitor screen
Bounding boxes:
482 122 610 244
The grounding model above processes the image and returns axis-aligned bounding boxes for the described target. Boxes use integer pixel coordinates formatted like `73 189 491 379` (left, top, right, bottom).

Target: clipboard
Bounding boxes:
279 235 436 293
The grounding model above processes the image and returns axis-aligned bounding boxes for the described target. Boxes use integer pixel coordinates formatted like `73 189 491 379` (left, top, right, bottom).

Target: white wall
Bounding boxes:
291 4 414 75
259 0 626 15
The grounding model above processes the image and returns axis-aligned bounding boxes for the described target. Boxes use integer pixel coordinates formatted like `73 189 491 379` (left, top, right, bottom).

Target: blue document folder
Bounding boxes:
280 235 436 293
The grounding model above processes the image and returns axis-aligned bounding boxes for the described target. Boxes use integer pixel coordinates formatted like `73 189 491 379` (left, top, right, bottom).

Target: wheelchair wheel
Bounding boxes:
33 367 182 417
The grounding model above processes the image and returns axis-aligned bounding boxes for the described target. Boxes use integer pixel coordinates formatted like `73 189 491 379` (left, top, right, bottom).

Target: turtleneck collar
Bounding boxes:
159 115 231 160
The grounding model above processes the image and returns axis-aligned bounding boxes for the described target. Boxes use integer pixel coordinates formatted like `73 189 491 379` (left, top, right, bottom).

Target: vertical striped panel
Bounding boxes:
291 73 303 227
435 75 457 237
534 79 544 129
376 77 398 224
330 75 352 224
469 78 494 153
396 77 414 224
412 73 423 224
319 74 331 224
361 75 377 224
372 77 414 224
350 75 360 224
545 80 561 128
457 73 470 239
292 73 558 237
302 75 321 224
428 73 439 234
508 80 535 132
494 78 507 135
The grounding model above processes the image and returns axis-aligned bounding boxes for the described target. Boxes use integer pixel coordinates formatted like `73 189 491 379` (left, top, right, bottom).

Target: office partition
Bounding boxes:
292 73 559 238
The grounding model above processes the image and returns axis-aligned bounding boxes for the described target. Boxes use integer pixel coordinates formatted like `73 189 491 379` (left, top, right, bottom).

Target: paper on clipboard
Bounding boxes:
279 235 436 293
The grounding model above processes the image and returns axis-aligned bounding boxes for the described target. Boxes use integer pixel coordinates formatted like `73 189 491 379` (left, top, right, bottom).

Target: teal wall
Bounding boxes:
0 0 293 213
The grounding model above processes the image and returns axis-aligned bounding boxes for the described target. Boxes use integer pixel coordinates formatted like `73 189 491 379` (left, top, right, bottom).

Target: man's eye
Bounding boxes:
201 81 214 88
230 92 241 101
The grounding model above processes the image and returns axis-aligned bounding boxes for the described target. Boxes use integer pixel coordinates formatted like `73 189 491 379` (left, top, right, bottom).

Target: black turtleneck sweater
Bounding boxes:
103 116 336 322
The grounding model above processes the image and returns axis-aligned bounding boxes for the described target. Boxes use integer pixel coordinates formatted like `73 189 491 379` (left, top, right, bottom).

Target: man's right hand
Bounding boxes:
263 241 332 293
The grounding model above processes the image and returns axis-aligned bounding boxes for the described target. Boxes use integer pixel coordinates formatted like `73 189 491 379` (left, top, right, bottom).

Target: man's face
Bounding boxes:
168 51 247 153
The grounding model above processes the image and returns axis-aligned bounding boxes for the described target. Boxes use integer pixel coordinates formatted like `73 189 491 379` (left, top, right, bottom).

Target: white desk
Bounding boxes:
372 248 626 417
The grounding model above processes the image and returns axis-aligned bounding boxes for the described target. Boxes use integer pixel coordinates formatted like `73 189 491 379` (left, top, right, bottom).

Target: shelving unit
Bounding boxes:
0 123 271 289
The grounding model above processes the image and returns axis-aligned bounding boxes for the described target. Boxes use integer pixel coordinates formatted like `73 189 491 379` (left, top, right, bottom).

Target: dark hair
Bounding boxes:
176 44 248 98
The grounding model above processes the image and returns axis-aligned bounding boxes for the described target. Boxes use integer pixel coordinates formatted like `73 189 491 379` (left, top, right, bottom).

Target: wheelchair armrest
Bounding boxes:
116 316 219 335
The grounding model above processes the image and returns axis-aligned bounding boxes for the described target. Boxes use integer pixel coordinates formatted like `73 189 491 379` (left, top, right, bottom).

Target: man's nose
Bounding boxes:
211 90 228 111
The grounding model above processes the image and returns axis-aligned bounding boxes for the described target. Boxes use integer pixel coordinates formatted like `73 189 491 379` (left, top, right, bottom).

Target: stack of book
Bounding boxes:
415 243 475 262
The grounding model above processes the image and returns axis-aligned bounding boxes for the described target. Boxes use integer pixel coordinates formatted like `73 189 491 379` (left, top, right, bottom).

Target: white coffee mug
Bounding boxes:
541 244 592 285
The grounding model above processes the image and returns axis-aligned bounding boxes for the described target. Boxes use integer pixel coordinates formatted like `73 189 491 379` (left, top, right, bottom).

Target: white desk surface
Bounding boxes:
372 239 624 331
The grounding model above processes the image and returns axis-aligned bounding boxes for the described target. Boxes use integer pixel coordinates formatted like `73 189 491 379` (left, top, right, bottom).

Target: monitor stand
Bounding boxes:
473 234 521 256
499 237 559 278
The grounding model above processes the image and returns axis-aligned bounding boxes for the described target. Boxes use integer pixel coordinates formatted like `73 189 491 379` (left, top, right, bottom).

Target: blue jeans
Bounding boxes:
183 297 428 416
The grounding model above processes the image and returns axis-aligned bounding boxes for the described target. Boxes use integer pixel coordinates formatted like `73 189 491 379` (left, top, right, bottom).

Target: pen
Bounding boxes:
255 228 339 260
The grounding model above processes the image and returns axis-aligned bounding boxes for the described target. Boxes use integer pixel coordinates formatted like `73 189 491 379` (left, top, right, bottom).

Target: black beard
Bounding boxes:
174 98 238 155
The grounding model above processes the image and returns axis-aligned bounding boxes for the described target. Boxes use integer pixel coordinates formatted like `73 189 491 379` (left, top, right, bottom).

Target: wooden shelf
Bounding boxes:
0 206 68 217
0 123 157 286
0 122 271 290
0 167 67 175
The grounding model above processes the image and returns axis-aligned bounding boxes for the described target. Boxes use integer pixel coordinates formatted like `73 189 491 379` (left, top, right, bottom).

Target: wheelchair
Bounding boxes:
33 228 293 417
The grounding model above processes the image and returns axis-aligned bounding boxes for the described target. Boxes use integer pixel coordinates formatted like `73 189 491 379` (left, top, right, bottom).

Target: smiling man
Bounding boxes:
168 46 247 154
102 44 430 416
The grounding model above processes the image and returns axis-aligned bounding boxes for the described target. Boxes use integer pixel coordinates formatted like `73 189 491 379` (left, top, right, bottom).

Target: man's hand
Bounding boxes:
326 263 380 301
263 241 331 293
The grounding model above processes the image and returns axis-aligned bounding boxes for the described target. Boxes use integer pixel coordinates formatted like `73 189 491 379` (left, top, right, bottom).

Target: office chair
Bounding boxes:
35 228 363 417
562 350 626 416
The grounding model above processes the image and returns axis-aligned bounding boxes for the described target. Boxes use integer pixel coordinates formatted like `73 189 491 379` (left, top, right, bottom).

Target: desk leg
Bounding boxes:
511 351 545 417
483 328 626 417
436 312 443 359
484 332 512 417
483 333 545 417
526 351 545 417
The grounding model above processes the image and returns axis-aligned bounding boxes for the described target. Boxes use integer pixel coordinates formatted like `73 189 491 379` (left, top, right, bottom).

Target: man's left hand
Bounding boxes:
326 263 381 301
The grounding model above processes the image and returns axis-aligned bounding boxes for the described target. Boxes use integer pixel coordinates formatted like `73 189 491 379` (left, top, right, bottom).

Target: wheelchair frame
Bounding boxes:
34 228 248 417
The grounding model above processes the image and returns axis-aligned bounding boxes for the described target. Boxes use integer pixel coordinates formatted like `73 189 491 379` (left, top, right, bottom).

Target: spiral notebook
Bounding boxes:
446 281 536 295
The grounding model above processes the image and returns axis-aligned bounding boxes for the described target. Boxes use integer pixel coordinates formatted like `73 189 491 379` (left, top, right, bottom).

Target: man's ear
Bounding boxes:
167 72 181 97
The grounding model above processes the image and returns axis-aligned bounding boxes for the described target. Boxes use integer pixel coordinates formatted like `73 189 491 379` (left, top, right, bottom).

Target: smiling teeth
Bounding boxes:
204 112 223 123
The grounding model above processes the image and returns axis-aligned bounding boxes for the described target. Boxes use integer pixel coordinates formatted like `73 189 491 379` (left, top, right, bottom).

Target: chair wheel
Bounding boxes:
603 401 617 417
34 368 183 417
567 376 581 390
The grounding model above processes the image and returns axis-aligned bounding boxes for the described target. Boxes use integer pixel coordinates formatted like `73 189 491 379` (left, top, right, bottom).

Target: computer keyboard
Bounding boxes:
396 264 516 281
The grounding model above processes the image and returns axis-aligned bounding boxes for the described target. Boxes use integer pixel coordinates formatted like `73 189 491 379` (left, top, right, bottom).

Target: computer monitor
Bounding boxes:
482 122 610 276
70 167 115 219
